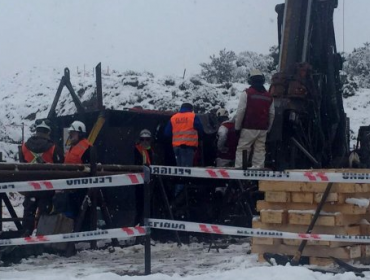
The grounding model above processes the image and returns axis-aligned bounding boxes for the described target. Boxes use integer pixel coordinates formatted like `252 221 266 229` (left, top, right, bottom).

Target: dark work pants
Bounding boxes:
22 191 54 234
173 146 195 196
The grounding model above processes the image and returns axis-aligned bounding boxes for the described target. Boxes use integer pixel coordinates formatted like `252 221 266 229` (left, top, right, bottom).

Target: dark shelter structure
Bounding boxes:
44 64 224 235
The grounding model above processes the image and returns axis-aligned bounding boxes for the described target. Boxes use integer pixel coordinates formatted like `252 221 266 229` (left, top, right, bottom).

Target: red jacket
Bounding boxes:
242 87 273 130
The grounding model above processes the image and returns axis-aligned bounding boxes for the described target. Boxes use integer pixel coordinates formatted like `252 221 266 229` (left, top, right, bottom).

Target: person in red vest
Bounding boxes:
20 119 64 236
234 69 275 169
215 108 238 168
53 120 92 219
134 129 153 165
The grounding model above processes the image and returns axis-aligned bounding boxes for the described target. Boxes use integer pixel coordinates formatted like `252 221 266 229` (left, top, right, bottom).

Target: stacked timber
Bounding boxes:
252 173 370 266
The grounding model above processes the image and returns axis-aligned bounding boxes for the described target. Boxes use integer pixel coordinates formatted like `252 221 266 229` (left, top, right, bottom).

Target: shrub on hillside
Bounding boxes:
200 48 276 84
344 42 370 88
200 49 237 84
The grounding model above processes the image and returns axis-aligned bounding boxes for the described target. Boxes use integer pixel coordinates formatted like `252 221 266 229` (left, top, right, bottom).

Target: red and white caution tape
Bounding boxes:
0 226 148 247
0 173 144 193
150 165 370 183
148 218 370 243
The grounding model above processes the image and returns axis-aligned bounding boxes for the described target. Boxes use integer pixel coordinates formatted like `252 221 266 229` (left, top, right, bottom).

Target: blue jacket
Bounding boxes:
164 108 204 138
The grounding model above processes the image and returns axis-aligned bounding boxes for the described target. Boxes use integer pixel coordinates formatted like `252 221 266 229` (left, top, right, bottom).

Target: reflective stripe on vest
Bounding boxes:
242 87 272 130
170 112 198 147
135 144 151 165
22 144 55 163
64 139 91 164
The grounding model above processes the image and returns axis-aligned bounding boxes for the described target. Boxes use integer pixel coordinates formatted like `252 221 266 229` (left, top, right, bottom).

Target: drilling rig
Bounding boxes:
267 0 349 170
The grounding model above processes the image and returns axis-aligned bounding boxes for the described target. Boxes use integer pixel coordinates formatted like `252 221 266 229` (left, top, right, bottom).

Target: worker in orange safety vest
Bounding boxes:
20 119 64 236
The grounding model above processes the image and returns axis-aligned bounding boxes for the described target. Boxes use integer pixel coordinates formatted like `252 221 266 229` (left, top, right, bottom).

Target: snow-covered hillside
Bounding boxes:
0 66 369 162
0 67 246 162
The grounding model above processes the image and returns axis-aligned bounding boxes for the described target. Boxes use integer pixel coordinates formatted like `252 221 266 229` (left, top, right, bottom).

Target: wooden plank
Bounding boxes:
314 192 339 203
283 238 361 248
338 193 370 204
252 220 361 235
287 212 367 227
283 239 330 246
251 244 362 259
260 210 287 224
265 191 290 203
257 201 367 215
259 181 370 193
360 224 370 235
334 214 369 227
288 212 336 226
362 245 370 257
291 192 314 204
252 237 277 245
309 257 334 266
259 181 328 192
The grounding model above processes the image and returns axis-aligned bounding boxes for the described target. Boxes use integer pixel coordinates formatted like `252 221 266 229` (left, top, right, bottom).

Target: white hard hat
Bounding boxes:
248 69 265 84
36 120 51 131
140 129 152 138
216 108 229 118
249 69 263 78
68 120 86 133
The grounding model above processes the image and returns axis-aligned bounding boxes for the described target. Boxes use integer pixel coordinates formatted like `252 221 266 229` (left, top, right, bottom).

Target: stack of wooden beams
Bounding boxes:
252 179 370 266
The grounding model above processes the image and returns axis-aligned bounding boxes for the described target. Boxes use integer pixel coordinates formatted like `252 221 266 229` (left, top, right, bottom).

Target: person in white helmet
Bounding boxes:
133 129 155 225
64 120 92 164
234 69 275 169
134 129 154 165
215 108 238 167
53 121 92 220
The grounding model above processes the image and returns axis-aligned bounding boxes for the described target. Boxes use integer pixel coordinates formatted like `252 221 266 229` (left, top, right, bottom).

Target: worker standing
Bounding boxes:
53 120 92 219
215 108 238 168
64 121 91 164
165 103 203 167
20 119 64 236
134 129 154 225
134 129 154 165
234 70 275 169
165 103 203 195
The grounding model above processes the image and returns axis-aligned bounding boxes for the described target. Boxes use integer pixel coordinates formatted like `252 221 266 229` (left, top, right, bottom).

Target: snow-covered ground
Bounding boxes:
0 239 366 280
1 67 370 279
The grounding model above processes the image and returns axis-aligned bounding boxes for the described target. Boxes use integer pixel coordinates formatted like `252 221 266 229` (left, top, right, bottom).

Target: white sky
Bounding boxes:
0 0 368 78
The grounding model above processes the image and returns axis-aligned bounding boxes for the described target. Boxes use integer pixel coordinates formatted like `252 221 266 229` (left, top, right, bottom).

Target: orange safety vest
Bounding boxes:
64 139 91 164
135 144 152 165
22 144 55 163
170 112 198 147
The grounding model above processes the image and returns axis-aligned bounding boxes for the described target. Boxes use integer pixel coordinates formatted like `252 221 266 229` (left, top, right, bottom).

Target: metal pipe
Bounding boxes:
291 137 320 167
302 0 313 62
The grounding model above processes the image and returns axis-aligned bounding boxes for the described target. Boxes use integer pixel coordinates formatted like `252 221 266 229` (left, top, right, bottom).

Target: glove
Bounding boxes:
235 130 241 138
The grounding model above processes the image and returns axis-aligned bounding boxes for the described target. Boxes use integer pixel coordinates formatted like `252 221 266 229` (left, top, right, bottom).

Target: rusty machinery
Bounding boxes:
267 0 349 170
